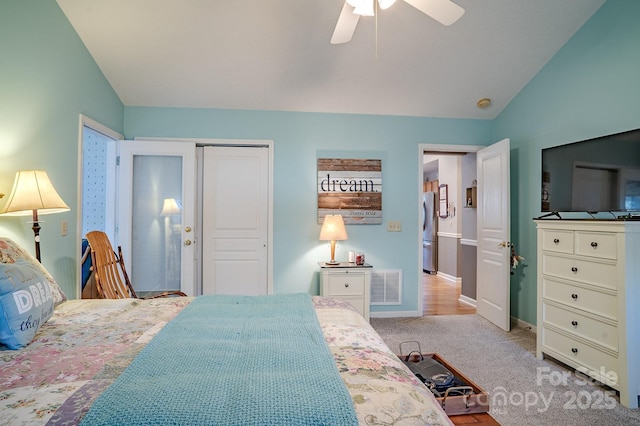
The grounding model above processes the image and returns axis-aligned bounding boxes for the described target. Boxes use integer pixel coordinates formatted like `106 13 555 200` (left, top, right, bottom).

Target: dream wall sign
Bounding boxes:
317 158 382 224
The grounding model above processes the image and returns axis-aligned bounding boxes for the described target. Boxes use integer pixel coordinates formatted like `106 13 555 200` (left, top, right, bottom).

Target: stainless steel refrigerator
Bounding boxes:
422 192 438 273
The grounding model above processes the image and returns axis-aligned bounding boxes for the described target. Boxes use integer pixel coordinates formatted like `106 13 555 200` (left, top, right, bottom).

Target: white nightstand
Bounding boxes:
319 262 372 321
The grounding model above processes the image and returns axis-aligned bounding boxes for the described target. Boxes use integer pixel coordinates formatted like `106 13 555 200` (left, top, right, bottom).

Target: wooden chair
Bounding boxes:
85 230 187 299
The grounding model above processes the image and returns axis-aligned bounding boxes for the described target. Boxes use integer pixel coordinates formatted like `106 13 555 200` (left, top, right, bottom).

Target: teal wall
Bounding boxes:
0 1 124 297
494 0 640 325
2 0 638 322
124 108 491 313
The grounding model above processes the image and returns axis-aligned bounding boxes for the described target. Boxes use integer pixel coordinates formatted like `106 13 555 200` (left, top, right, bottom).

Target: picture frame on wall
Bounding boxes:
439 184 448 218
317 158 382 224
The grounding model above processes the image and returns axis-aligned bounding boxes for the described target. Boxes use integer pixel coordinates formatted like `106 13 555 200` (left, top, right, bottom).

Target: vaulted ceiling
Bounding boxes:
56 0 606 119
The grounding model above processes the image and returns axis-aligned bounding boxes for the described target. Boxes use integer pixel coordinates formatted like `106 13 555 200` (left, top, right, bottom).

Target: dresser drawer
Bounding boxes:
542 302 618 351
542 277 617 321
541 229 574 254
326 273 366 296
541 253 617 290
575 231 617 260
542 328 619 388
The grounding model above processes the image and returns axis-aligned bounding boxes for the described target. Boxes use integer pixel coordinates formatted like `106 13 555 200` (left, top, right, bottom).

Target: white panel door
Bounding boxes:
117 140 197 296
476 139 511 331
202 146 269 295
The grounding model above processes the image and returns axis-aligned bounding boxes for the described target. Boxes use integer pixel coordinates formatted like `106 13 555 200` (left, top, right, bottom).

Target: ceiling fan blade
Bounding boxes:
331 2 361 44
402 0 464 26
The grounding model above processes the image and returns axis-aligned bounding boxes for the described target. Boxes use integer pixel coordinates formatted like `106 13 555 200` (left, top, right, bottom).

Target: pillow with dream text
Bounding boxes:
0 237 66 349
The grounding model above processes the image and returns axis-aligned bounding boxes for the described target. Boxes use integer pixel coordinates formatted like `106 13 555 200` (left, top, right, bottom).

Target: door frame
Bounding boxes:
417 143 483 316
136 137 274 296
75 114 123 298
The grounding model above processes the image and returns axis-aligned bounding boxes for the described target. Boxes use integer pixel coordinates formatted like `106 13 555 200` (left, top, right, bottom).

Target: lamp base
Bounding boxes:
324 260 340 265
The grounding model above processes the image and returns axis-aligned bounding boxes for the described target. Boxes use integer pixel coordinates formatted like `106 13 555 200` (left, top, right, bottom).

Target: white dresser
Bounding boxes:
319 262 371 321
535 220 640 408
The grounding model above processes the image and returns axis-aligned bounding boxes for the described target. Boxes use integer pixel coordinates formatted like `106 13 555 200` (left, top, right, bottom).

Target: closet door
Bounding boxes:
201 146 269 295
117 140 196 296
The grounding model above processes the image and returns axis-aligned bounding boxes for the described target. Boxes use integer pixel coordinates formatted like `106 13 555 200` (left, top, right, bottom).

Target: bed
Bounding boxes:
0 237 453 425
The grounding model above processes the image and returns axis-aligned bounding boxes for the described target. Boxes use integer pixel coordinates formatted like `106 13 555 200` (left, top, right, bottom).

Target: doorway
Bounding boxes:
418 141 512 331
421 148 478 316
77 115 122 297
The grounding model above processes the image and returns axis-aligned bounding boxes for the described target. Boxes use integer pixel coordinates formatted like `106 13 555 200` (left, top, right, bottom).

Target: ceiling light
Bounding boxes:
378 0 397 9
353 0 375 16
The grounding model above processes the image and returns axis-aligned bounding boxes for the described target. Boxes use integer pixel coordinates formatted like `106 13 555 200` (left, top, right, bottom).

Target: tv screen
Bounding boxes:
541 128 640 213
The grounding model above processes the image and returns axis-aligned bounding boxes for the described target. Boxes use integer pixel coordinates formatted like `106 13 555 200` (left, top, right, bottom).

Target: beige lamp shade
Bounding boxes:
1 170 70 216
160 198 181 216
319 214 348 241
319 214 348 264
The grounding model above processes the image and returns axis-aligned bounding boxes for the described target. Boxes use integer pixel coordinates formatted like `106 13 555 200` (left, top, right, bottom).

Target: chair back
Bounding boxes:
85 231 137 299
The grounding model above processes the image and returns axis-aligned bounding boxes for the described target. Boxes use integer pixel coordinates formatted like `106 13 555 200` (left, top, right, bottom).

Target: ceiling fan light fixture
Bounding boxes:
353 0 375 16
378 0 397 10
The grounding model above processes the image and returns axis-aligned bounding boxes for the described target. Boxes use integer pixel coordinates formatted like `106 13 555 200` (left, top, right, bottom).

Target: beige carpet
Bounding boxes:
371 314 640 426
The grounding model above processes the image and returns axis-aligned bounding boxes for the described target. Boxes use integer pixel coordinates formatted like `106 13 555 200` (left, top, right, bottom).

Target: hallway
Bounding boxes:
423 273 475 315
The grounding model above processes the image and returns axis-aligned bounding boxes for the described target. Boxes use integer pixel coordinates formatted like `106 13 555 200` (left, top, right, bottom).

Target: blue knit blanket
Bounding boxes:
80 293 358 425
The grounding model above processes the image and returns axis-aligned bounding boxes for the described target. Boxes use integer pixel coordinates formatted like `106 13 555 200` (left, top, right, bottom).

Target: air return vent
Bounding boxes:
371 270 402 305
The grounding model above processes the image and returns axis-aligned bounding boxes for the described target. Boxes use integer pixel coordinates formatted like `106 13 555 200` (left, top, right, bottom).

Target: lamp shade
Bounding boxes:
319 214 348 241
160 198 181 216
1 170 70 216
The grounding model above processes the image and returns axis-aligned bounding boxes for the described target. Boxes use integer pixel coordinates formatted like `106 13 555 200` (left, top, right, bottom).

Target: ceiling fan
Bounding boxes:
331 0 465 44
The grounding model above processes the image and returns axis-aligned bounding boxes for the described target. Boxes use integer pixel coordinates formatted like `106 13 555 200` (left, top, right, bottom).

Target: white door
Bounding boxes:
201 146 269 295
117 140 197 296
476 139 511 331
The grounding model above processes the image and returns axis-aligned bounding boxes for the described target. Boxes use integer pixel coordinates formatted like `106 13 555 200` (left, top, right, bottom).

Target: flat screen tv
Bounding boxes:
541 128 640 214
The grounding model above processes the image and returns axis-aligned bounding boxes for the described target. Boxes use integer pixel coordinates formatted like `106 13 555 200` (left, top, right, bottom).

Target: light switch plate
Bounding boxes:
387 221 402 232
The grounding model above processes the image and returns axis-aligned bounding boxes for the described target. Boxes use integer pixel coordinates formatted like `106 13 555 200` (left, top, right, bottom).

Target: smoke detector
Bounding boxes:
476 98 492 109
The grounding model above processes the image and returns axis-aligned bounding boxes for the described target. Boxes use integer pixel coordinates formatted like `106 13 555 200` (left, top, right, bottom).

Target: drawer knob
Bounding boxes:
591 241 598 248
553 238 560 244
571 348 578 354
571 293 578 300
571 320 578 327
571 267 578 273
344 283 349 288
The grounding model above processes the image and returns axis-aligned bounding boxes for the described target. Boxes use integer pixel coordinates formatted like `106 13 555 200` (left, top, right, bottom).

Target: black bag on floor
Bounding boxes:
400 342 467 396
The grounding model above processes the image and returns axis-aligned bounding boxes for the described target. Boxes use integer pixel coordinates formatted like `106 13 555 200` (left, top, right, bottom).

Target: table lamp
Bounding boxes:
319 214 348 265
1 170 70 262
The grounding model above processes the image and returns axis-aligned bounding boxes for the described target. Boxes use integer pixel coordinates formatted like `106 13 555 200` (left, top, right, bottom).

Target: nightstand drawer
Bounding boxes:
542 302 618 351
542 277 617 320
541 253 617 290
327 273 365 296
541 229 574 254
575 231 617 260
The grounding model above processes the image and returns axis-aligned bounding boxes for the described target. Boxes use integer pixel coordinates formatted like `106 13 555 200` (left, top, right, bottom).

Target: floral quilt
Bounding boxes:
0 296 451 425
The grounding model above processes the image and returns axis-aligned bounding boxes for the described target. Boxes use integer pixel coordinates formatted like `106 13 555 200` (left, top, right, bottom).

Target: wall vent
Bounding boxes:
371 269 402 305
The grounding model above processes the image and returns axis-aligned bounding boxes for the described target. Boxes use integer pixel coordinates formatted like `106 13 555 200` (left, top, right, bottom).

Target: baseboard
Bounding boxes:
511 316 536 333
370 310 420 318
459 294 476 307
435 271 461 284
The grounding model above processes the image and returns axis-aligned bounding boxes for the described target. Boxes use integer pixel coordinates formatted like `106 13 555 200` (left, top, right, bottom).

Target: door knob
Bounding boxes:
184 240 192 246
185 226 192 233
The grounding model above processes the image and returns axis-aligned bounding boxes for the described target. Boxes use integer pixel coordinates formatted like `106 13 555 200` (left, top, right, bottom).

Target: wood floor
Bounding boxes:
423 272 476 315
